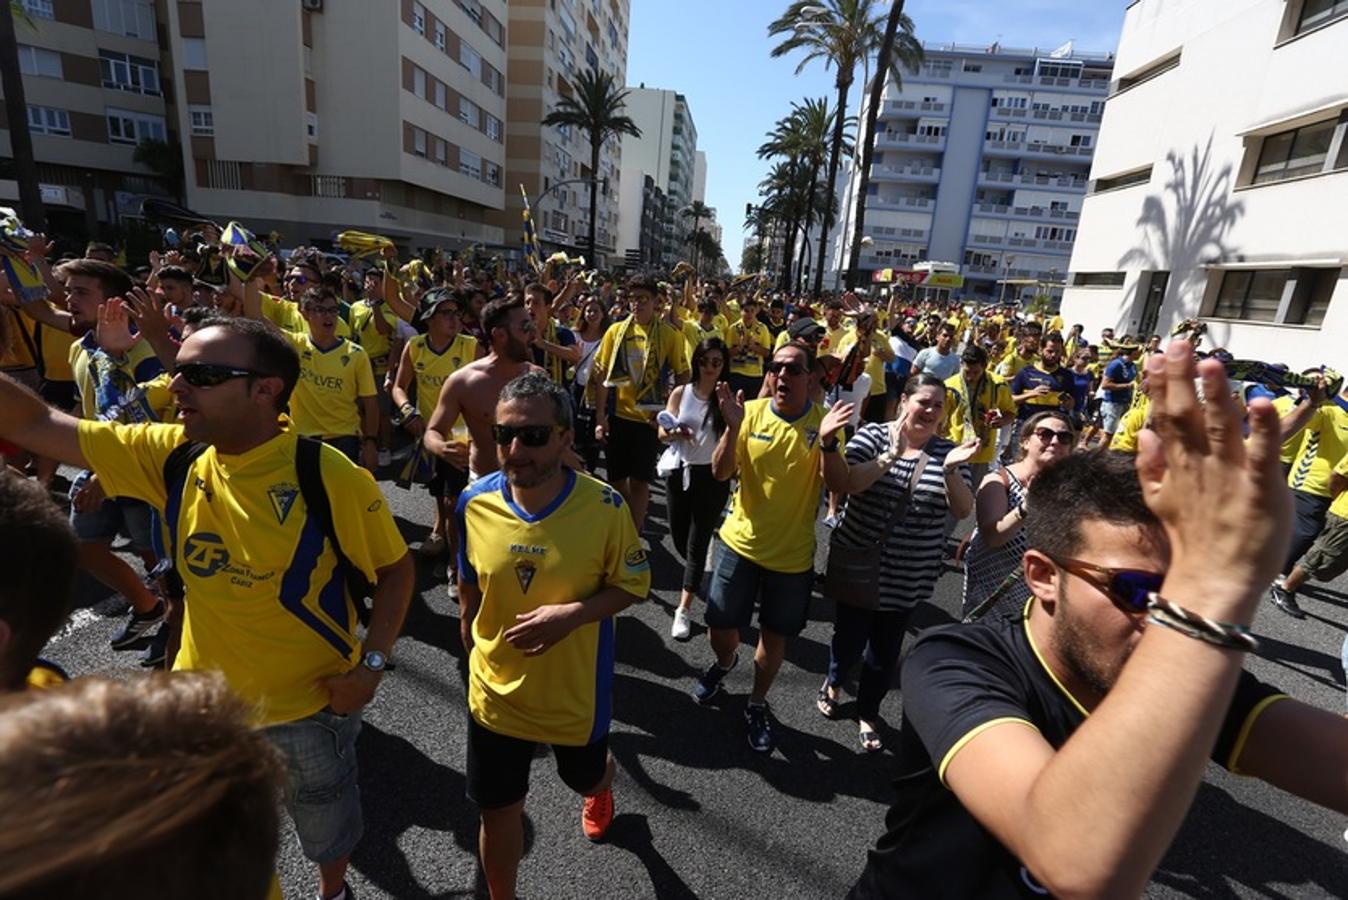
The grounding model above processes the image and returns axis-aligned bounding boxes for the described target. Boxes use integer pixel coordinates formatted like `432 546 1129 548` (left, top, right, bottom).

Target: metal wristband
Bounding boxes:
1145 592 1259 652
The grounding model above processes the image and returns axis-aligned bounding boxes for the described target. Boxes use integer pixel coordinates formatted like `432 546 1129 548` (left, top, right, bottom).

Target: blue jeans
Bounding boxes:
826 603 913 721
264 708 364 864
704 540 814 636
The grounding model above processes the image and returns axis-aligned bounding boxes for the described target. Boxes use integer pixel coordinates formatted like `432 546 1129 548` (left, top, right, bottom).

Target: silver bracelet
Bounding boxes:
1146 592 1259 652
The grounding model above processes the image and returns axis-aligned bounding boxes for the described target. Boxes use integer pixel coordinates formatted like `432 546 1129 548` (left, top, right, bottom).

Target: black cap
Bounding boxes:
788 317 825 340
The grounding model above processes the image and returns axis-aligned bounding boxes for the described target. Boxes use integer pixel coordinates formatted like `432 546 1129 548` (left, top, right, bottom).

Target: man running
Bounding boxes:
457 372 649 899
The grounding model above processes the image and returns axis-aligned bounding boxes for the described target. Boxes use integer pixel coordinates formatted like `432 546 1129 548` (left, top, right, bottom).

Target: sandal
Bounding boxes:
816 684 840 718
859 728 883 753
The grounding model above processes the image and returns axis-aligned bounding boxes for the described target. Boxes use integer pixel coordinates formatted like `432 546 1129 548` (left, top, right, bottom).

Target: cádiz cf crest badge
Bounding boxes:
514 559 537 594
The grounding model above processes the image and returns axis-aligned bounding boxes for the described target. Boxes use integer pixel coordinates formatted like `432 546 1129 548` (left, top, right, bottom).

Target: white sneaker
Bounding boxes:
823 514 839 529
377 449 392 467
671 606 692 641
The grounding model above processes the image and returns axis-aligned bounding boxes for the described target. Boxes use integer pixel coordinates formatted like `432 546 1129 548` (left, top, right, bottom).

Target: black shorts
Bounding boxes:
465 717 609 809
428 457 469 498
604 414 661 484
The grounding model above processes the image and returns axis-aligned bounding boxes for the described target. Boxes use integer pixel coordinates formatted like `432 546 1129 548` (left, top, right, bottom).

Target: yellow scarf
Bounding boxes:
538 317 565 385
604 315 668 410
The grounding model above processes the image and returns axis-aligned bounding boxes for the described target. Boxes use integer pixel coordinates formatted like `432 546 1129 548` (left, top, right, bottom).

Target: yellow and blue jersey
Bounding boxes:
456 469 650 746
77 422 408 725
260 292 352 338
285 333 377 439
407 332 477 407
349 300 404 377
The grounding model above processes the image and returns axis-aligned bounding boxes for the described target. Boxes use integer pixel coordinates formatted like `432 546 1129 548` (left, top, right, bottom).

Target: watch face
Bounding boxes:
363 651 386 671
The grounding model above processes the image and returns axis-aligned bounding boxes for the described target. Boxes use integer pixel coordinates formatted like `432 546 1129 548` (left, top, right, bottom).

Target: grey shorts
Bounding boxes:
1101 400 1128 432
264 707 364 864
1301 513 1348 581
71 494 156 551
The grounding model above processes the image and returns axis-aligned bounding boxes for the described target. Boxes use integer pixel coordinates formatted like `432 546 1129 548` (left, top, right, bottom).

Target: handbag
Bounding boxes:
823 444 930 610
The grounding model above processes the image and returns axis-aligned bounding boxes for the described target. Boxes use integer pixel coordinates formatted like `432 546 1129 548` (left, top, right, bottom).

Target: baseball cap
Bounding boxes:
788 317 825 340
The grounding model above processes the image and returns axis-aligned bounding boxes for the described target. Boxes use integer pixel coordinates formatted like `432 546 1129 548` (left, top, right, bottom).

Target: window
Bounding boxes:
205 160 242 190
459 96 480 129
1298 0 1348 34
27 105 70 136
413 128 427 157
1114 51 1181 94
1069 134 1092 148
106 108 166 144
1253 119 1338 183
411 2 426 34
1072 272 1126 287
306 112 318 140
413 67 427 100
17 45 61 78
181 38 208 70
92 0 155 39
459 147 482 180
459 40 481 78
189 105 213 136
434 81 447 110
100 50 160 96
20 0 54 19
485 113 502 142
485 161 502 186
1210 269 1289 322
963 63 982 73
483 62 504 95
434 21 447 51
1094 166 1152 193
435 138 448 165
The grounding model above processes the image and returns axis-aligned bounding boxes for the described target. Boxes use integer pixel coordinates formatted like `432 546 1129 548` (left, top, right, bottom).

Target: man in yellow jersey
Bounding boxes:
835 311 895 424
819 296 852 358
1270 374 1338 619
278 288 379 470
995 320 1042 382
457 372 649 898
392 289 480 560
0 316 415 900
1273 449 1348 622
683 298 722 357
593 275 691 535
942 345 1015 488
692 341 852 753
724 296 772 400
523 281 580 386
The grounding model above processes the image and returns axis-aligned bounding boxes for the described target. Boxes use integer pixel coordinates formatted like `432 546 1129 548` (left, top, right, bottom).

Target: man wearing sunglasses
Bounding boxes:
456 372 649 897
0 315 415 900
851 344 1348 899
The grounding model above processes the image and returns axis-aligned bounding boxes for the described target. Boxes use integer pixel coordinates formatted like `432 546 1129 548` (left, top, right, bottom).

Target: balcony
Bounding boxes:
875 132 946 151
1000 74 1110 92
871 163 941 183
865 224 928 240
882 99 949 117
870 195 934 212
983 140 1095 160
978 170 1088 192
975 203 1080 222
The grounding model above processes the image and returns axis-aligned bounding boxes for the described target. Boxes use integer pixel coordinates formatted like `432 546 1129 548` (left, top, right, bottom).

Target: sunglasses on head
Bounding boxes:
1033 426 1075 445
768 360 808 377
176 362 268 388
491 424 561 447
308 305 341 316
1048 556 1163 615
285 273 309 284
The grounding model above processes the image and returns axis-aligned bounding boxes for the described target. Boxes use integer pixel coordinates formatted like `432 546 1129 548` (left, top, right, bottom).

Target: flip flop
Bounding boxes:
816 685 839 718
859 728 883 753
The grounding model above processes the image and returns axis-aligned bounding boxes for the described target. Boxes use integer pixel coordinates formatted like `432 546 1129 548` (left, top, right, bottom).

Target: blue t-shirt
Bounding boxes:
1068 369 1094 414
1103 358 1136 404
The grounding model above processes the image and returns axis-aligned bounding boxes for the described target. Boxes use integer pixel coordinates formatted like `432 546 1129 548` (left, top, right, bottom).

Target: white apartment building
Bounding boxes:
1061 0 1348 365
620 86 696 269
825 43 1114 298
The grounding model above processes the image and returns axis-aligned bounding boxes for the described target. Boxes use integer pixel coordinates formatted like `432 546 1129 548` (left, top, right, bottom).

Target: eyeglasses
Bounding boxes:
176 362 268 388
285 274 309 285
491 424 561 447
699 357 725 368
767 360 808 377
307 305 341 316
1033 426 1075 446
1047 556 1164 616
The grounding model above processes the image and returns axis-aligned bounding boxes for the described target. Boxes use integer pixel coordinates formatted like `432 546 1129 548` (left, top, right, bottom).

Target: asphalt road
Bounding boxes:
43 466 1348 900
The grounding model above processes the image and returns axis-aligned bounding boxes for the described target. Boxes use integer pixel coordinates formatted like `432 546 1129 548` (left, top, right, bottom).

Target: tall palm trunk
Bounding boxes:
586 135 601 263
813 77 851 296
690 211 704 270
778 161 801 291
797 157 823 293
0 5 45 231
847 0 905 289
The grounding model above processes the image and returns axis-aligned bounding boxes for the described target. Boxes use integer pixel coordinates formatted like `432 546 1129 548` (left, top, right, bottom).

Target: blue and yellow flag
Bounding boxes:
520 185 542 274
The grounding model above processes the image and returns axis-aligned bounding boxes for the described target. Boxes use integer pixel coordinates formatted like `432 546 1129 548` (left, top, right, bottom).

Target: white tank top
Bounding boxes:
671 385 717 466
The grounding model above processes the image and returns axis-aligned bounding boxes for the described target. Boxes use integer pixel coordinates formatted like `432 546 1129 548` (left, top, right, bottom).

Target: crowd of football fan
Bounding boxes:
0 215 1345 900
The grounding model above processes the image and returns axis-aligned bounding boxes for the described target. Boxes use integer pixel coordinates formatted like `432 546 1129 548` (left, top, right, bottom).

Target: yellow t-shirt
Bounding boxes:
1109 396 1151 454
943 373 1016 465
260 292 352 338
1271 394 1302 466
1288 403 1348 498
1048 315 1065 336
1328 454 1348 518
682 320 721 358
593 318 690 423
820 323 851 358
69 336 167 422
725 319 773 378
837 334 887 397
285 333 377 438
349 300 404 377
719 398 828 573
996 351 1037 382
457 470 650 746
34 316 76 382
407 332 477 408
77 423 408 725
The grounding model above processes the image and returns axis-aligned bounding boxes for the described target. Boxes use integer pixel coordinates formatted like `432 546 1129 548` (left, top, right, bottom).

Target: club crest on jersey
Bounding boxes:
341 355 351 367
267 483 299 524
514 559 537 594
624 547 649 572
451 356 461 367
805 428 819 448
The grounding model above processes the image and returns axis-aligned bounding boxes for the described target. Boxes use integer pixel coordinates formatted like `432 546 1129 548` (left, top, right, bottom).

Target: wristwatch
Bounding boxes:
822 437 840 452
361 650 388 673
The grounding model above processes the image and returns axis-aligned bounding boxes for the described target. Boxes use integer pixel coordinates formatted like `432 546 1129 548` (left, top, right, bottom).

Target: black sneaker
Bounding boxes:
691 654 737 704
110 598 169 651
744 702 774 753
138 625 169 668
1269 583 1306 619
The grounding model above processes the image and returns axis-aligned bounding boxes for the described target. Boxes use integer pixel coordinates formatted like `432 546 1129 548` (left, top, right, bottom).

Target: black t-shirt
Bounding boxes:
849 606 1285 899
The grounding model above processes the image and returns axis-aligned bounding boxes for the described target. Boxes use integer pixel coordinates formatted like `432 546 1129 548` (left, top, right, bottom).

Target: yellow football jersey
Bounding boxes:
820 324 851 358
285 333 377 439
725 319 772 378
836 334 887 397
682 319 721 358
719 398 828 573
593 318 690 423
943 373 1016 465
1288 403 1348 498
1109 396 1151 454
349 300 404 376
1328 454 1348 518
1271 394 1302 466
69 335 166 423
407 332 478 407
457 470 650 746
77 422 408 725
260 293 352 338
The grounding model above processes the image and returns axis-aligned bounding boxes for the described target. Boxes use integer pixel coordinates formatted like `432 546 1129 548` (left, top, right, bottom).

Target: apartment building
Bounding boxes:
499 0 630 266
826 43 1113 299
0 0 174 242
615 171 665 270
620 86 696 270
1060 0 1348 365
158 0 507 253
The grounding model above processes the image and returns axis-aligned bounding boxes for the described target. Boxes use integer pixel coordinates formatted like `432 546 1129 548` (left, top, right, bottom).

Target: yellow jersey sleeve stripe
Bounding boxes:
1225 693 1291 775
937 717 1041 787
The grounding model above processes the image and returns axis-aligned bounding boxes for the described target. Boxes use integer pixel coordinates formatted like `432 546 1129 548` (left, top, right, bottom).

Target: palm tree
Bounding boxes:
541 67 641 264
770 0 923 295
680 200 712 268
0 2 45 230
846 1 922 288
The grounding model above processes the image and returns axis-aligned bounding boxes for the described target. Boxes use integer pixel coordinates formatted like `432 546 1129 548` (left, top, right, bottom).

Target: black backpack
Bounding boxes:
161 436 372 627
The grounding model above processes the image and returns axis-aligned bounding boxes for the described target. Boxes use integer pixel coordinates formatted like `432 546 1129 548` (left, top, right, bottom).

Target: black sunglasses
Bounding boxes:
1048 556 1163 615
768 360 808 377
491 424 561 447
176 362 269 388
1033 426 1075 445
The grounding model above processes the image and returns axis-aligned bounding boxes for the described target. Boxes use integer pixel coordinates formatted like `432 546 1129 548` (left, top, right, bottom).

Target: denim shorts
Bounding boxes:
264 707 364 864
1101 400 1128 432
71 494 156 551
704 540 814 636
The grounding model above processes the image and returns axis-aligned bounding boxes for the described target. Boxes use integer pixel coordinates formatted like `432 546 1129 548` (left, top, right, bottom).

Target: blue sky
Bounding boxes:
626 0 1126 266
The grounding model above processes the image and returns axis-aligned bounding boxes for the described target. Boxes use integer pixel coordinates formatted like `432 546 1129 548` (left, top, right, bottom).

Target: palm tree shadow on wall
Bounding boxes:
1116 134 1245 334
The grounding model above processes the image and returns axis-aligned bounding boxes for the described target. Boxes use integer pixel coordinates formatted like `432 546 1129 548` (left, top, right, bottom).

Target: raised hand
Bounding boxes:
716 382 746 431
124 287 173 341
944 438 982 468
820 399 855 443
95 299 138 355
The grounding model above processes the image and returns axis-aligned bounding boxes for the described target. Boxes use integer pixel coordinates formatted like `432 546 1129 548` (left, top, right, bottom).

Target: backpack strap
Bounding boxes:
161 440 209 565
295 437 372 626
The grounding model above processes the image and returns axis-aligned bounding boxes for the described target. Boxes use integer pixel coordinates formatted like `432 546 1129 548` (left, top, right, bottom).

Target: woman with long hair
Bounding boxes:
819 373 979 752
571 295 611 472
658 337 731 641
961 411 1077 619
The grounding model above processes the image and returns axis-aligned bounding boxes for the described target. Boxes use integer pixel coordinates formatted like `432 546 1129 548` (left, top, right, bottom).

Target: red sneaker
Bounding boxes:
581 787 614 841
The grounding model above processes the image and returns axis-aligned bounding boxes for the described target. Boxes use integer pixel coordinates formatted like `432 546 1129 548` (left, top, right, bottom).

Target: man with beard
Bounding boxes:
849 344 1348 899
1008 331 1075 428
456 372 649 899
